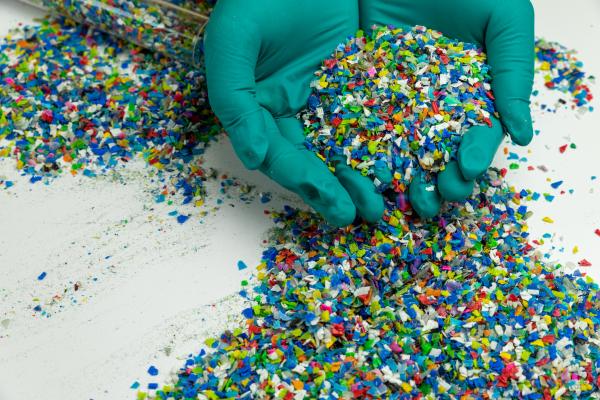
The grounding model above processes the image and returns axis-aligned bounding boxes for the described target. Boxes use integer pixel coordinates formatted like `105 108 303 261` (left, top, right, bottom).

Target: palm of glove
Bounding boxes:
359 0 535 217
204 0 387 227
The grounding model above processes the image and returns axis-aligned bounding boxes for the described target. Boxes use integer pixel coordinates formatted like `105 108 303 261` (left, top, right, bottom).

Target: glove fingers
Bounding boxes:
333 159 385 223
457 116 505 181
204 12 268 169
408 172 441 219
261 148 356 227
438 161 474 202
267 117 356 227
373 163 393 186
485 0 535 146
275 117 386 224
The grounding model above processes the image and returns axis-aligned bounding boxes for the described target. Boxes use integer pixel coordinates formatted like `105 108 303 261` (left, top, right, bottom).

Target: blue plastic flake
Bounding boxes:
237 260 248 271
176 214 190 224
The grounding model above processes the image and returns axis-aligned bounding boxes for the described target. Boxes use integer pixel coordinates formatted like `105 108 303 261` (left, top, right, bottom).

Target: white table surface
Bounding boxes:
0 0 599 399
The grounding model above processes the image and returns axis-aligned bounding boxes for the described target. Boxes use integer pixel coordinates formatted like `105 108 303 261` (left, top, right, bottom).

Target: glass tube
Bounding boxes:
18 0 215 67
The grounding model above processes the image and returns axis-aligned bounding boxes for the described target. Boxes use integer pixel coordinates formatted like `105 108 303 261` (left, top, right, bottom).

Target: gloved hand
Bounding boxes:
360 0 535 218
204 0 388 227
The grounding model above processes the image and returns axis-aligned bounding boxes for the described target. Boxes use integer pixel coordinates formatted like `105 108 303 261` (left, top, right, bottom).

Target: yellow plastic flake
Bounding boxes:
400 382 412 393
542 216 554 223
582 383 593 392
552 290 566 300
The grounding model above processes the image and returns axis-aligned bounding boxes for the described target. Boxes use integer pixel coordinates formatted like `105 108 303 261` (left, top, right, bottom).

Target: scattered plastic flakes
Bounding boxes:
551 180 564 189
147 169 600 399
534 38 594 113
595 229 600 237
142 27 600 400
37 272 47 281
237 260 248 271
579 259 593 267
542 216 555 223
130 381 140 390
559 144 568 153
300 26 494 189
147 366 159 376
0 16 222 213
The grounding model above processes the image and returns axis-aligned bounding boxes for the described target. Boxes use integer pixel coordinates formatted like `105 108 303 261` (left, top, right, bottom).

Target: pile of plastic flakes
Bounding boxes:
145 169 600 399
142 28 600 400
300 26 495 186
0 17 221 207
534 38 594 113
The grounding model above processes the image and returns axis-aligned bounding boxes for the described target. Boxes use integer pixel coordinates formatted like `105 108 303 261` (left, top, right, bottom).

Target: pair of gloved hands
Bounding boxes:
204 0 534 226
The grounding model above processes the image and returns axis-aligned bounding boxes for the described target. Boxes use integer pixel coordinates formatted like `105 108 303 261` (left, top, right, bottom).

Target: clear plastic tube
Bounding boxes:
18 0 214 67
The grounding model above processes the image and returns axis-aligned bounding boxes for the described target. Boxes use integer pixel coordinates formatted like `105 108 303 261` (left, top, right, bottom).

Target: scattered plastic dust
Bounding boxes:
0 150 278 399
129 293 248 396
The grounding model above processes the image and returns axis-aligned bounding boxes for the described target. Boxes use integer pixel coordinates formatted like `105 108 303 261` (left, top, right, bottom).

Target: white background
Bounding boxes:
0 0 599 399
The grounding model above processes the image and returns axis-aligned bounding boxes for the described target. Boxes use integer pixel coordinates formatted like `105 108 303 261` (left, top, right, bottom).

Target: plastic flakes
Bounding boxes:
146 168 600 399
0 17 221 210
300 26 495 188
20 0 216 66
142 27 600 400
534 38 594 113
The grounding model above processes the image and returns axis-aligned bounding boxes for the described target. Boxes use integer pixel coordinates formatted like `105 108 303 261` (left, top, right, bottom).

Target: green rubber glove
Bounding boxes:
360 0 535 218
204 0 388 227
